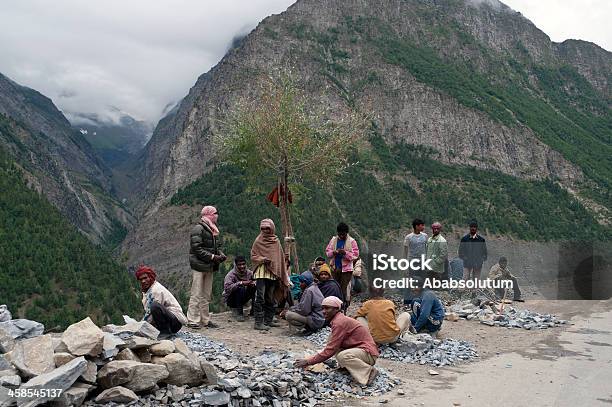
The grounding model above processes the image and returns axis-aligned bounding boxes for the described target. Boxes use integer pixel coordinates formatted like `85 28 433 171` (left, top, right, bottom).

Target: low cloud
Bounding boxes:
0 0 608 127
0 0 295 126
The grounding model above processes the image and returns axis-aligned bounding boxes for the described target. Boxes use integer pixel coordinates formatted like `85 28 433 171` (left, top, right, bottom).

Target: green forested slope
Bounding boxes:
170 134 609 274
0 145 141 329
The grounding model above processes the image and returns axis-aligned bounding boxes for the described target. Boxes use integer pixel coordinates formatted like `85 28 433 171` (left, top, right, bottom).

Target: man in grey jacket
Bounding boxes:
282 271 325 334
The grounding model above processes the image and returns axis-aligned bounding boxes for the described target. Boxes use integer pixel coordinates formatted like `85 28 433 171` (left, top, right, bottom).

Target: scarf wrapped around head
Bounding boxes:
322 296 343 308
201 206 219 236
251 219 289 286
299 270 313 286
135 265 156 281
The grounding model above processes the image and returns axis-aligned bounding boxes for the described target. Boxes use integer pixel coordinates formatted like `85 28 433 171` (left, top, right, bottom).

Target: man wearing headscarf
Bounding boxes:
136 265 187 336
294 296 379 385
223 256 256 322
251 219 290 331
187 205 227 329
281 271 324 334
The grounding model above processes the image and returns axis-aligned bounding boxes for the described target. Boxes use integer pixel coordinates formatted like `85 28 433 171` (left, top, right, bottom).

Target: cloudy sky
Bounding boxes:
0 0 609 126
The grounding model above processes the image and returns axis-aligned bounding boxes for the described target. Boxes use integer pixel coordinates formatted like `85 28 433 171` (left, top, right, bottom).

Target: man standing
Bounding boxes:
326 222 360 309
459 220 488 280
403 218 428 270
282 271 325 334
408 278 445 335
136 265 187 337
223 256 256 322
426 222 448 280
488 257 524 302
187 206 226 329
403 218 428 301
294 296 379 386
354 286 411 345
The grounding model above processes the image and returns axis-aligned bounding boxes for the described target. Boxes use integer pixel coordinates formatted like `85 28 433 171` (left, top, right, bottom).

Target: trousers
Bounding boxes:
187 270 213 326
254 279 276 324
335 348 377 385
151 302 182 334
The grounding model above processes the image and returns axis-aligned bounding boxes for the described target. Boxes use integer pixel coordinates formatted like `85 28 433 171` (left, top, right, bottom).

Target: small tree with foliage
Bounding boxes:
214 74 369 272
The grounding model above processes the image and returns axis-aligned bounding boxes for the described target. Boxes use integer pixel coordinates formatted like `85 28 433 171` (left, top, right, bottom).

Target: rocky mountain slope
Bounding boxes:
0 144 141 328
0 73 131 244
123 0 611 296
72 111 153 202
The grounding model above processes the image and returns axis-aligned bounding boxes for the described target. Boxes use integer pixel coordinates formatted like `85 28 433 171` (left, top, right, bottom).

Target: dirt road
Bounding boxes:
198 299 612 407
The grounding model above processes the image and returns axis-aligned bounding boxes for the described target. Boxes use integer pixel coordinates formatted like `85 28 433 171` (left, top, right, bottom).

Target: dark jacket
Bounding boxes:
410 290 445 331
189 221 222 272
318 279 343 301
458 234 487 269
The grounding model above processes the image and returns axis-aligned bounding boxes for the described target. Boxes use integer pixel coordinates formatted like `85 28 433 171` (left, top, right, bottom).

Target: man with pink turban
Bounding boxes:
294 296 379 386
187 205 227 329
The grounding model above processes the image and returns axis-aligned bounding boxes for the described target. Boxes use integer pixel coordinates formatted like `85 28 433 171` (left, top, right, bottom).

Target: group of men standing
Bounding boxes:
403 218 523 301
131 206 521 386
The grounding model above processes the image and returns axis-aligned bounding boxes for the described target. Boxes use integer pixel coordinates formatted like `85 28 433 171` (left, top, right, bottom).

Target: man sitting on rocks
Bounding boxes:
223 256 256 322
136 265 187 337
281 271 325 334
317 264 343 300
408 278 445 336
354 285 411 345
488 257 524 302
294 296 379 386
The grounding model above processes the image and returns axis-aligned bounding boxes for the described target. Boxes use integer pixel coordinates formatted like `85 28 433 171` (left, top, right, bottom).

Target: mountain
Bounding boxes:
0 139 142 328
0 73 132 245
71 111 153 202
126 0 609 298
72 110 152 166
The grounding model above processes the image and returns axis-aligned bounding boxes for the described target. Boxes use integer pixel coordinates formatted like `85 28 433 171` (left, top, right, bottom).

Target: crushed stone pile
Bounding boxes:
448 300 569 329
167 330 401 406
305 329 478 367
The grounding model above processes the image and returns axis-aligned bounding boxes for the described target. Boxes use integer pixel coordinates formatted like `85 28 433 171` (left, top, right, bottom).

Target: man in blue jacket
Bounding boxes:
409 278 445 335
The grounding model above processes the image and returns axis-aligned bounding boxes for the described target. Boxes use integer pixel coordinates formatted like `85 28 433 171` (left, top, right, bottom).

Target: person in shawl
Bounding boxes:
223 256 256 322
187 205 227 329
251 218 290 331
136 265 187 337
317 264 343 300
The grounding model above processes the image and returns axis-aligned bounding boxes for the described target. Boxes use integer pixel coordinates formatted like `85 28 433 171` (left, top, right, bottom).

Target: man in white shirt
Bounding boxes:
403 218 428 303
136 265 188 336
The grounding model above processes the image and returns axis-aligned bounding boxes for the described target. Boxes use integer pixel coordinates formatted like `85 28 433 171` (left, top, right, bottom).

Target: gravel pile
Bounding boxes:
134 330 402 406
305 329 478 367
449 301 569 329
